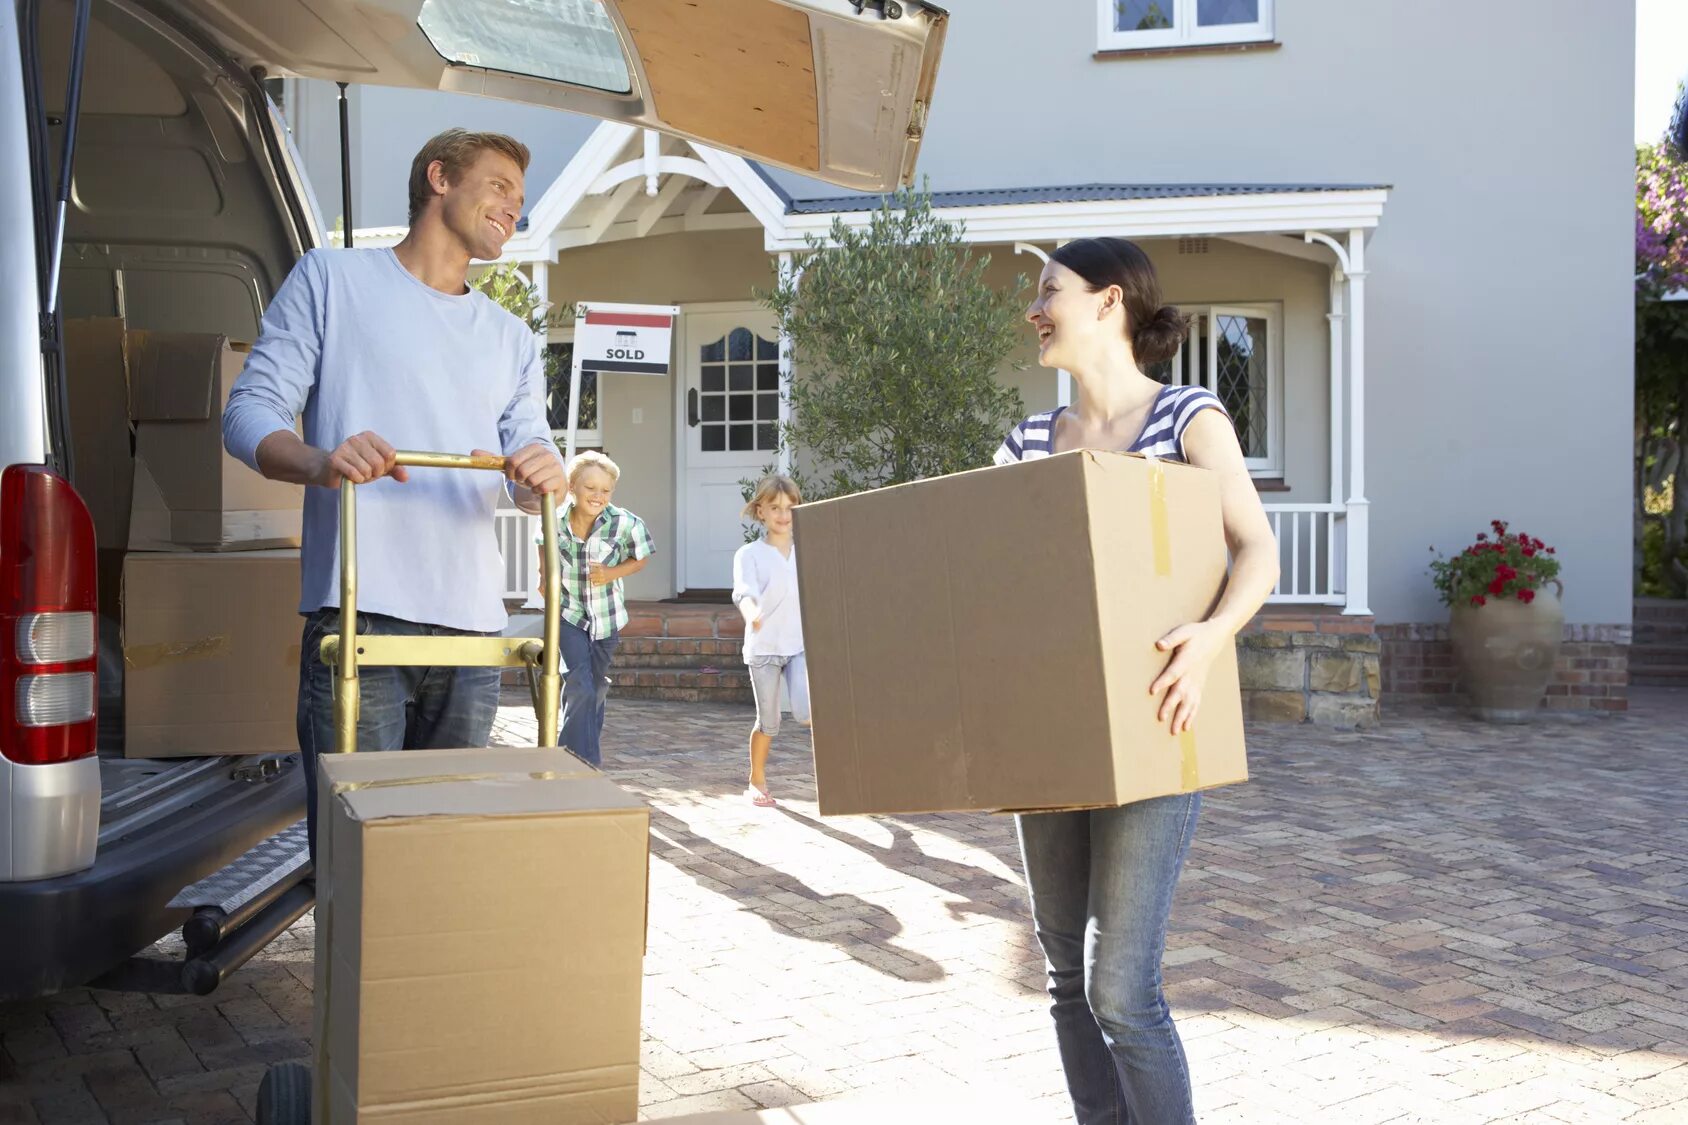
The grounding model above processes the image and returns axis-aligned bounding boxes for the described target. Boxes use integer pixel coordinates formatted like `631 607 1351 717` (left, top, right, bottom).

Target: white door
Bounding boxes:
682 311 783 591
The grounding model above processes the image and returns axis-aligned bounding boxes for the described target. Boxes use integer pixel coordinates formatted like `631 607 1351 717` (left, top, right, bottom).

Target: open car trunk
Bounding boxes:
149 0 948 191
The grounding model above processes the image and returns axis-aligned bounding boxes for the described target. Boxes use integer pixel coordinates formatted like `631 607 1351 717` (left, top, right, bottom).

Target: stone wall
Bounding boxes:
1378 623 1629 714
1236 612 1381 729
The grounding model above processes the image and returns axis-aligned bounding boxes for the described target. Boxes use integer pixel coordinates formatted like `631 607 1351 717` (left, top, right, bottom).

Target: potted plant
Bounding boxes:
1429 521 1564 722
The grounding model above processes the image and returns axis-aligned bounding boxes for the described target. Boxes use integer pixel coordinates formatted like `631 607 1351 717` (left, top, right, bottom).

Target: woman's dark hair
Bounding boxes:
1049 237 1190 367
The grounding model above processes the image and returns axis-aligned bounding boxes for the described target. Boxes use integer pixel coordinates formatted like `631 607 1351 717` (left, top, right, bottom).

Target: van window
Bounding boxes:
417 0 632 95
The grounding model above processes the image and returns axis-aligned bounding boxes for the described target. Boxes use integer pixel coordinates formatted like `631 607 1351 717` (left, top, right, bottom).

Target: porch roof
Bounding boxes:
776 181 1390 214
338 122 1391 259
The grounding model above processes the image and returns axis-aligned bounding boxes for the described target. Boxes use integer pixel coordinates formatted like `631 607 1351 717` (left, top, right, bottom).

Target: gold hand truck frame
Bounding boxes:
317 450 563 753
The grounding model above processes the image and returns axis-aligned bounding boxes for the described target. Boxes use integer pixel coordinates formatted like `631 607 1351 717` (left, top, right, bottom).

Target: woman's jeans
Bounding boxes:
1017 793 1202 1125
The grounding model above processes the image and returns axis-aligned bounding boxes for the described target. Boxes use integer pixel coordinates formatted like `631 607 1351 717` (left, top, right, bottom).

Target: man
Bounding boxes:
222 129 565 849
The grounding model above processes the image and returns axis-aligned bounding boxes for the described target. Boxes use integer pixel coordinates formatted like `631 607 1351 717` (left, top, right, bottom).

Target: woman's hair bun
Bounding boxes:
1132 304 1191 367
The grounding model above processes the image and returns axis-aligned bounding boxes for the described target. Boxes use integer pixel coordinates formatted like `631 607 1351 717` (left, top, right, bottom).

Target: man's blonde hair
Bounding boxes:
567 450 621 486
741 474 801 520
407 128 531 226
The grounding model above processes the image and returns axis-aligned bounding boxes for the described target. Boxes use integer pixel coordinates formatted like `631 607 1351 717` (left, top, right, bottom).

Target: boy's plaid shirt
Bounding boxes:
541 498 654 639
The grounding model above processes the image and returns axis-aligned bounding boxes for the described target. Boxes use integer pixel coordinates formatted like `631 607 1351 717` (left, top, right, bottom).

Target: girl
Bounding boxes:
731 475 810 807
551 450 653 768
998 237 1279 1125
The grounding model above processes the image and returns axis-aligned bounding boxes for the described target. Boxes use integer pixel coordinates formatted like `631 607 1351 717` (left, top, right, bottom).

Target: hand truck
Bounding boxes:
316 449 563 753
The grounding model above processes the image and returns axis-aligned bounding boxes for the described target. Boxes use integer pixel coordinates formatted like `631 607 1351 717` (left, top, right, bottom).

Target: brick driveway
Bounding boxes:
3 692 1687 1124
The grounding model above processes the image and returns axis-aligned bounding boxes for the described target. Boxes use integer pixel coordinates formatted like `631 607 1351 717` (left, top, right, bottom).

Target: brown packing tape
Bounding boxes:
1180 729 1201 790
328 770 581 795
124 634 230 670
1148 460 1172 577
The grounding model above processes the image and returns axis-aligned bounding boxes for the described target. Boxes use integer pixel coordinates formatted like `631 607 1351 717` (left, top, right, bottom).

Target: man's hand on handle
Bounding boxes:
483 444 567 496
315 431 408 488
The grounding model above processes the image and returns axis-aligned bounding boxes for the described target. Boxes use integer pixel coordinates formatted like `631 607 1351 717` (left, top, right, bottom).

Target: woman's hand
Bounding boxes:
1149 620 1229 735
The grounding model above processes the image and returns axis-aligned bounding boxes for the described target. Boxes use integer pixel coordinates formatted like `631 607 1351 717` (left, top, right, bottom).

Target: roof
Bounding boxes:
779 182 1391 215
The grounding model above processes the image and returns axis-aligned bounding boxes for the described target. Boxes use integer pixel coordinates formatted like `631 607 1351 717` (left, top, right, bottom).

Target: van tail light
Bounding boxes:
1 465 98 765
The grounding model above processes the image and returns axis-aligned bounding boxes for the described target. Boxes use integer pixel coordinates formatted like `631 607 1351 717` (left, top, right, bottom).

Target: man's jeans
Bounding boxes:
297 609 500 855
559 620 620 767
1017 793 1203 1125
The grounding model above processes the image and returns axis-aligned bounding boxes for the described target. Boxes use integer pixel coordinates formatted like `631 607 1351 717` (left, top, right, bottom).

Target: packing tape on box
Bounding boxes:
1148 461 1172 577
1180 729 1201 790
123 634 230 670
329 769 580 795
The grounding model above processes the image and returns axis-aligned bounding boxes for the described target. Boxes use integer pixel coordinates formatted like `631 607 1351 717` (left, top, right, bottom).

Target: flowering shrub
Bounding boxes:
1637 142 1688 299
1428 521 1561 609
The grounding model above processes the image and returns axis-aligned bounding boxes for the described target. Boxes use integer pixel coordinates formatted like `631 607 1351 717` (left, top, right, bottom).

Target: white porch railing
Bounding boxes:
1263 503 1346 605
494 509 543 607
498 503 1350 609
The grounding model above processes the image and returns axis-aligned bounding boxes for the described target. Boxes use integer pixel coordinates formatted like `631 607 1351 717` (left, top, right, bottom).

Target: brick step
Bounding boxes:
613 667 753 704
1633 598 1688 625
1628 644 1688 666
1631 665 1688 686
616 638 744 669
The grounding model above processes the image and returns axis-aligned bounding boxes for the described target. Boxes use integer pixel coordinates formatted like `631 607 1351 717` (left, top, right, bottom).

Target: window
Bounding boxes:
544 339 600 447
1145 304 1280 474
1099 0 1274 52
697 328 782 454
418 0 632 94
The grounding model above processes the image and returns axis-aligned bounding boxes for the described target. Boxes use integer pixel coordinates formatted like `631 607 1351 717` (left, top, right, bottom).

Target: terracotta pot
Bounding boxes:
1448 583 1565 722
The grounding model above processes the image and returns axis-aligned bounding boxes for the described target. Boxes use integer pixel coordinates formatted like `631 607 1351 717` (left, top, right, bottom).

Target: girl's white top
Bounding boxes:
731 538 803 662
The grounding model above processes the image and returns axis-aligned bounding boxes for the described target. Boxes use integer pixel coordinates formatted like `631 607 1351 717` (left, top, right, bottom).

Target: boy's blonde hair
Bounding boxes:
742 474 801 521
567 450 621 486
407 128 531 225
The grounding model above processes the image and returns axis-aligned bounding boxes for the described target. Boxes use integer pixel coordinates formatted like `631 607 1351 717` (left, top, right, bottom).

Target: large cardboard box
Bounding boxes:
64 318 136 621
128 331 303 551
794 450 1248 816
314 748 649 1124
121 551 301 757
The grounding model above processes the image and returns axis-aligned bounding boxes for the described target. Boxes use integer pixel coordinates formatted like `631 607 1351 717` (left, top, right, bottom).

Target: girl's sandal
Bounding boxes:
745 784 777 808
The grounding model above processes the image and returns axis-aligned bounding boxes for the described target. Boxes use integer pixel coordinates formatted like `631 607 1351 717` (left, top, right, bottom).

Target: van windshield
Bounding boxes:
417 0 632 95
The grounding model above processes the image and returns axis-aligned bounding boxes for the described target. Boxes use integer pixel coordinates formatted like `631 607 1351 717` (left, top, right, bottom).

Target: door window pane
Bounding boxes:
1214 314 1268 458
418 0 631 94
729 424 754 451
543 342 595 432
757 423 778 450
701 395 725 422
702 426 725 452
729 396 754 422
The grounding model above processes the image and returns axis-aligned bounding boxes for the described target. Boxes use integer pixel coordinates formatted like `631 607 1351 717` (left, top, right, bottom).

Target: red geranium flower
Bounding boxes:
1518 589 1536 604
1471 595 1486 606
1488 578 1507 595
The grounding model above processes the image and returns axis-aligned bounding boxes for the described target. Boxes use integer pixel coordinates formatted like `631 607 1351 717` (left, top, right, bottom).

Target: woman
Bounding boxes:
731 475 810 807
548 450 653 767
997 237 1279 1124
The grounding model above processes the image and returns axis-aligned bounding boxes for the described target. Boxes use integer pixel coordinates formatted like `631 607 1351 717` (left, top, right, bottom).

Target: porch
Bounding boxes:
449 123 1389 617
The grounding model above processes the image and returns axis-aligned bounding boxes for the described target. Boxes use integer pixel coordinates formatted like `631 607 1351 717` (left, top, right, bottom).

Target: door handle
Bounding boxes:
687 388 700 427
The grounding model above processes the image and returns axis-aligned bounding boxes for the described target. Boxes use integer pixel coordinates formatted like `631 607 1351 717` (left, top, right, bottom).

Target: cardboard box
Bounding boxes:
121 551 301 757
64 319 135 620
128 332 303 551
655 1096 1043 1124
314 748 649 1124
794 450 1248 816
64 318 135 554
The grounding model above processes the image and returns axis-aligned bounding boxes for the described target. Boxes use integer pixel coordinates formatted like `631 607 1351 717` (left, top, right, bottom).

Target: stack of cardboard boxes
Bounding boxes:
66 319 305 758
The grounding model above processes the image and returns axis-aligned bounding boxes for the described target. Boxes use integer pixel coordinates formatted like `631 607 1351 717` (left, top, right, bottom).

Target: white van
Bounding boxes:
0 0 946 1001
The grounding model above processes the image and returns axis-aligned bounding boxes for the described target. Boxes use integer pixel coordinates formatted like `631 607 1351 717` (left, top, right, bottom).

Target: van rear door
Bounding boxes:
151 0 948 191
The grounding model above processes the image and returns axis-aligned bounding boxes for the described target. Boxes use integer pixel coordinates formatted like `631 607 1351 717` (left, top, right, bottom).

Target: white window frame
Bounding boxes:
545 326 603 450
1161 303 1282 476
1097 0 1275 52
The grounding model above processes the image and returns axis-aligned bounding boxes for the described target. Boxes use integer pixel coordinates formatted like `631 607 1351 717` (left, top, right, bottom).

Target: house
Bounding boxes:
270 0 1634 723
